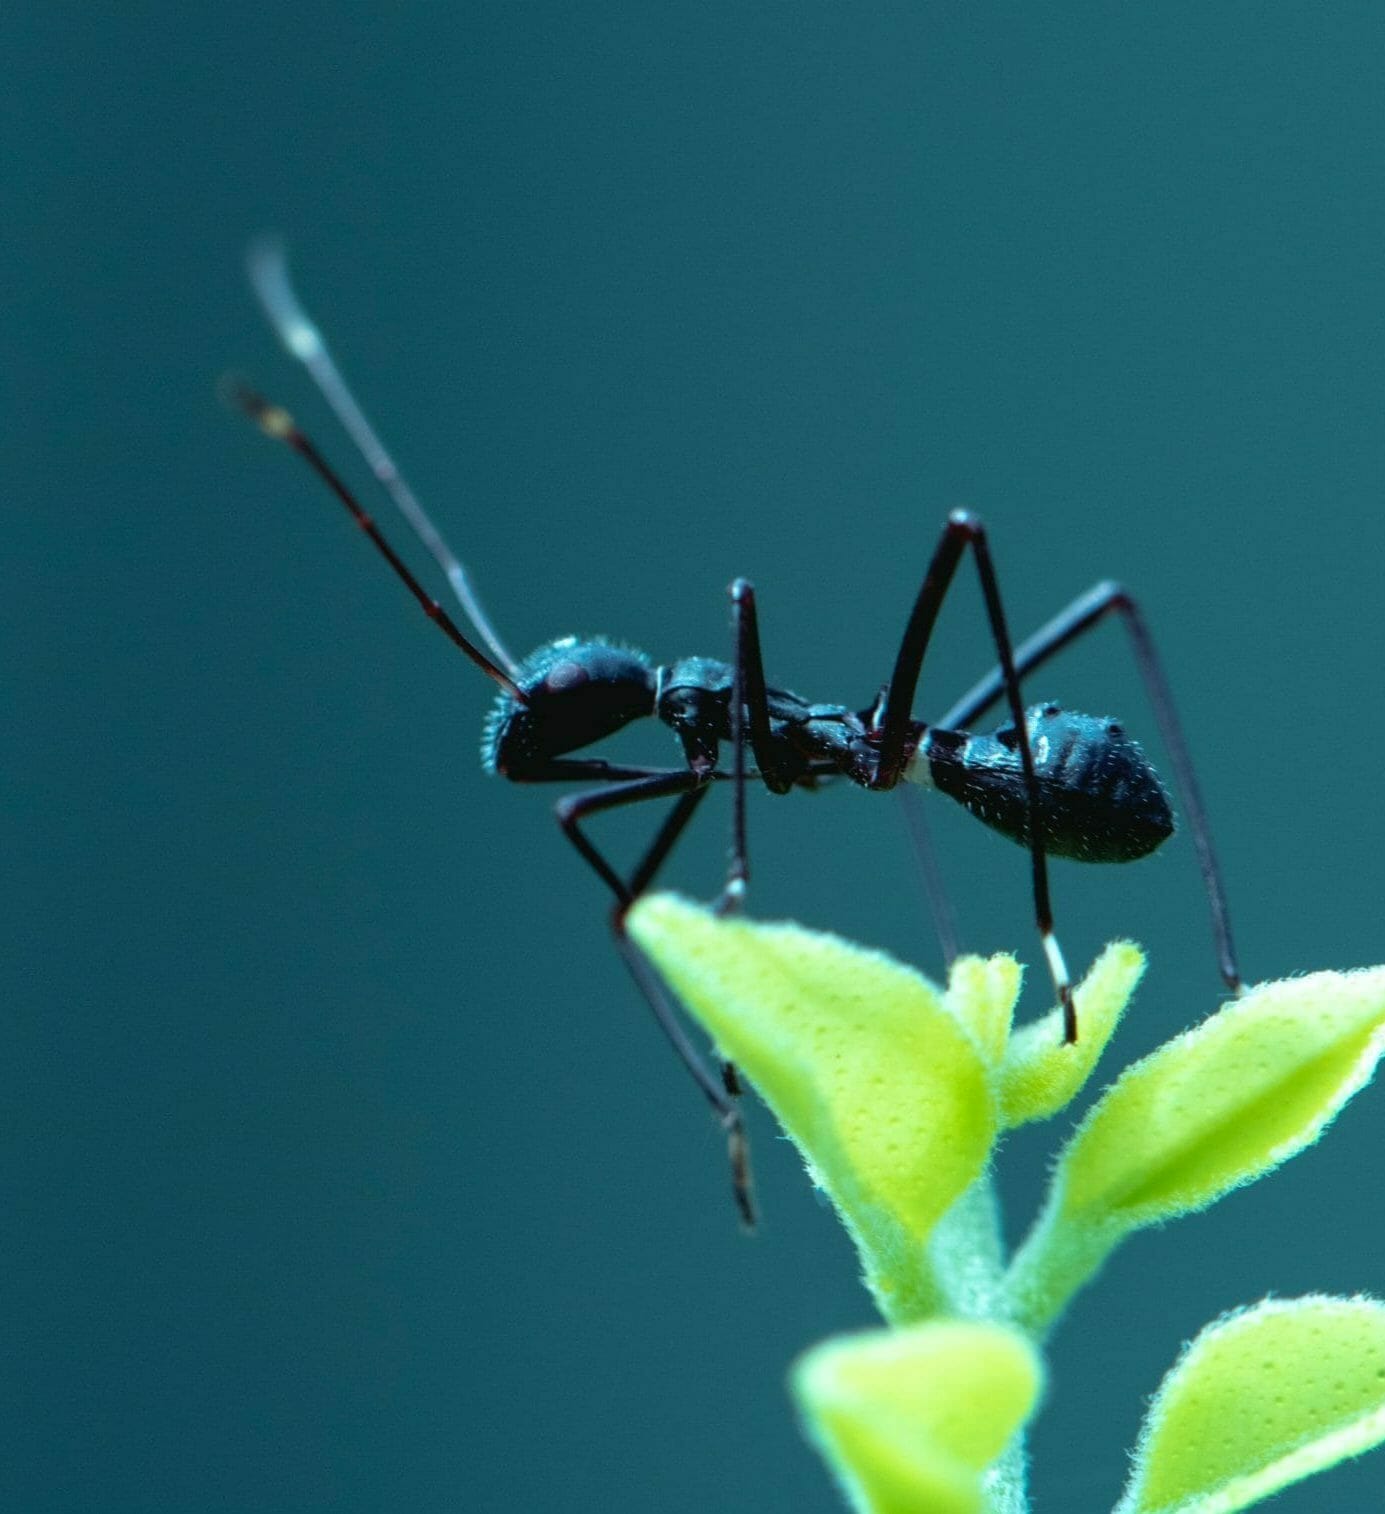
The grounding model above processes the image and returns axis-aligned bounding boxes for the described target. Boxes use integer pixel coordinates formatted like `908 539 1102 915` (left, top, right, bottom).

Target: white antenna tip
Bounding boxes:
246 235 325 361
284 320 320 361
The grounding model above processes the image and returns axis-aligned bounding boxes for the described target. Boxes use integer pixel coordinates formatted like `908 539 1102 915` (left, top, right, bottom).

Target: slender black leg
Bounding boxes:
729 579 784 786
554 771 707 905
718 579 789 917
938 580 1241 996
621 789 755 1228
872 516 975 787
872 511 1076 1038
549 768 757 1227
509 754 724 905
507 758 693 785
613 933 756 1228
721 585 750 916
610 784 753 1223
625 785 711 900
713 577 790 1124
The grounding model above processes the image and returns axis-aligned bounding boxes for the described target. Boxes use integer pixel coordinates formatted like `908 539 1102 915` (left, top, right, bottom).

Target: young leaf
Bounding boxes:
998 941 1144 1128
944 953 1022 1065
626 894 997 1321
1008 966 1385 1332
794 1320 1042 1514
1061 965 1385 1225
1117 1295 1385 1514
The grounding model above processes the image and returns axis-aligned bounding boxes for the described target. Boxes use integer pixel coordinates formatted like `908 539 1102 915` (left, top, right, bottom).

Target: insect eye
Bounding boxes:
544 661 590 693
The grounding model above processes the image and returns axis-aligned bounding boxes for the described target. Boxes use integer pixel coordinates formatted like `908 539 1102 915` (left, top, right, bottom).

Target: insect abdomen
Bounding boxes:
920 705 1175 863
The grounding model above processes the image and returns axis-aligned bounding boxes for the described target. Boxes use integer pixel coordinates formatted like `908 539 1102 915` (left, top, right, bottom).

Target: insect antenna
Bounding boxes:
246 237 521 682
224 377 523 699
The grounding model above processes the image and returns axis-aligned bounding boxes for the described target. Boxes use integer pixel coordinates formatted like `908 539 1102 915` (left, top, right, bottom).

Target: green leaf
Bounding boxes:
1117 1295 1385 1514
998 941 1145 1128
1008 966 1385 1332
944 953 1022 1065
794 1320 1042 1514
626 894 996 1321
1061 965 1385 1224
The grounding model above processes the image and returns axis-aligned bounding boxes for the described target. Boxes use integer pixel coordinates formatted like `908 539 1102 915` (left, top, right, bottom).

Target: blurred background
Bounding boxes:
12 4 1385 1509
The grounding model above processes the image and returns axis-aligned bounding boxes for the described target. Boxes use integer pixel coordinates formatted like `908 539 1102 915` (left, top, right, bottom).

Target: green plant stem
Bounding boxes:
927 1175 1007 1320
927 1176 1033 1512
981 1437 1029 1514
1004 1204 1124 1337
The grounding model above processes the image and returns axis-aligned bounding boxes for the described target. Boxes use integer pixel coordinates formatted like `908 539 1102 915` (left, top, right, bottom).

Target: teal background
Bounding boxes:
13 5 1385 1510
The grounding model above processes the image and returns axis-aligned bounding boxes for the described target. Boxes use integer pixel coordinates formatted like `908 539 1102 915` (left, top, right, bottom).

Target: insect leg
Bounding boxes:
873 511 1075 1038
615 932 756 1226
553 770 709 906
699 577 785 1104
603 777 757 1194
717 578 791 917
939 581 1241 996
626 784 715 900
550 769 756 1227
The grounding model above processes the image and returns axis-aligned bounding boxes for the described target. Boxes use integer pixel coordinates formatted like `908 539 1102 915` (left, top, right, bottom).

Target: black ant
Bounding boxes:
229 244 1240 1228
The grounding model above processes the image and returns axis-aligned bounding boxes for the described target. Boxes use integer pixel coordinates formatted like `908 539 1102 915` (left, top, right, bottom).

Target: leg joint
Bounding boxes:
1093 577 1133 611
947 507 986 536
